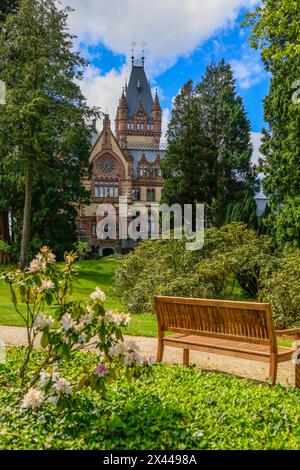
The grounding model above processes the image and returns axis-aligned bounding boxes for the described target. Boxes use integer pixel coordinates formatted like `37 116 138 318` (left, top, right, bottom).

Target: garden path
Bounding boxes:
0 325 295 387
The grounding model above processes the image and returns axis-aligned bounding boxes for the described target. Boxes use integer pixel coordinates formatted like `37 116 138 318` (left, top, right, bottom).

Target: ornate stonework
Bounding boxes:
78 60 165 254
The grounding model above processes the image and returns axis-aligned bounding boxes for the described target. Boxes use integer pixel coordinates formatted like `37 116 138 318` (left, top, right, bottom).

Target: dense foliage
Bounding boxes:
245 0 300 247
0 348 299 450
0 247 151 409
115 224 270 311
115 223 300 328
161 61 257 227
0 0 99 266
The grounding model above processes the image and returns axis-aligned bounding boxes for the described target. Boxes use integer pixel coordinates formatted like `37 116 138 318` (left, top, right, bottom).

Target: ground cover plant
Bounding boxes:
0 348 299 450
0 247 152 410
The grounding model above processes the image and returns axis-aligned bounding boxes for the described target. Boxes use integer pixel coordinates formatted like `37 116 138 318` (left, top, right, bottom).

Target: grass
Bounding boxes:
0 348 299 450
0 257 158 337
0 258 293 343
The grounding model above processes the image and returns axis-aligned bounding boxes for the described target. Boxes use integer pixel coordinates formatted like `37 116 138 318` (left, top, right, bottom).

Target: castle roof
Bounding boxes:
126 64 153 118
152 91 162 112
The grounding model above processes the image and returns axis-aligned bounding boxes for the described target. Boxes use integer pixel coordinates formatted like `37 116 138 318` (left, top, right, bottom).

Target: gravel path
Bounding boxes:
0 325 295 387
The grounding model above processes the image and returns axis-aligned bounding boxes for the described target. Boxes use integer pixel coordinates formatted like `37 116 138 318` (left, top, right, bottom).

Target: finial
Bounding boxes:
142 41 147 66
131 41 136 65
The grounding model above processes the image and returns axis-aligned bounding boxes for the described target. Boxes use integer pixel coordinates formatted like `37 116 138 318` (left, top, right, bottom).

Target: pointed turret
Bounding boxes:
152 91 162 113
115 89 129 140
119 89 128 110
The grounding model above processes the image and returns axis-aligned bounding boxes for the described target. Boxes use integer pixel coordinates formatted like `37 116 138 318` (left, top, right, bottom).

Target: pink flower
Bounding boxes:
94 364 109 377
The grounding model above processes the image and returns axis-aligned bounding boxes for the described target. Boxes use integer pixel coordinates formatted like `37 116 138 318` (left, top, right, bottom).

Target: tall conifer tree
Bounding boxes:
0 0 99 267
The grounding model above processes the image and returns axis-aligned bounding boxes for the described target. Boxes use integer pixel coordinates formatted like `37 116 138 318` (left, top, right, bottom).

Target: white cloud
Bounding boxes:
79 64 130 128
59 1 261 130
231 52 266 89
61 0 259 75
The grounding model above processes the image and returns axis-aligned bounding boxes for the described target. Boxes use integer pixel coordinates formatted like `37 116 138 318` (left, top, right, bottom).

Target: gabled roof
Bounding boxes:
126 65 153 118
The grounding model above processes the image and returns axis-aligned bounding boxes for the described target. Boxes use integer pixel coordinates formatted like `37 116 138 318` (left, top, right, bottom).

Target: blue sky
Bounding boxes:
60 0 268 154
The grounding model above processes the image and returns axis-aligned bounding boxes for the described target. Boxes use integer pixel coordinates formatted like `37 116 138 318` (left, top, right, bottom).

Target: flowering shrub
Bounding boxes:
1 247 153 410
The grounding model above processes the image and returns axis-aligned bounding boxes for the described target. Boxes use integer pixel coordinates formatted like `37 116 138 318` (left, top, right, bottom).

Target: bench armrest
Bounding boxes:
275 328 300 337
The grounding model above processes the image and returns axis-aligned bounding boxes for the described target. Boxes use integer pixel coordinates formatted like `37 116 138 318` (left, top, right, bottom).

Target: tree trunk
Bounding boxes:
0 210 10 264
19 160 33 270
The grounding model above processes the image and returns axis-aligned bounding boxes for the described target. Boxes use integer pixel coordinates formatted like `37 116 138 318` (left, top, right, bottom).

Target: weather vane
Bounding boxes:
131 41 137 65
142 41 147 65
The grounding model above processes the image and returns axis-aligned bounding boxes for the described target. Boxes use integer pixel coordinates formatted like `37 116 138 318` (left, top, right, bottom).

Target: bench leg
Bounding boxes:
296 362 300 388
157 339 164 363
269 355 277 386
183 349 189 366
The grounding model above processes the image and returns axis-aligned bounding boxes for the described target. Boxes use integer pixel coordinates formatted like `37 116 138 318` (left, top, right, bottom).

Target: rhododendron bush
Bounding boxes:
1 247 152 411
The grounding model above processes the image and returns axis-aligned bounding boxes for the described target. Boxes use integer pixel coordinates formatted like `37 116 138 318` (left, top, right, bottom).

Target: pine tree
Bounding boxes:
195 60 257 227
161 80 216 223
0 0 99 267
245 0 300 247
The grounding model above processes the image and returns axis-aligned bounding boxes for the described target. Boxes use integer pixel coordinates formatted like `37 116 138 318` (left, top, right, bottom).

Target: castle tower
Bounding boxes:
115 57 162 149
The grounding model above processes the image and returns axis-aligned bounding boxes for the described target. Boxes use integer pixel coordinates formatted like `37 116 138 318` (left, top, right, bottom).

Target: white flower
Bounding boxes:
21 388 44 409
90 287 106 302
52 377 71 396
124 352 146 366
125 340 140 352
79 311 94 326
38 279 55 292
33 313 54 332
103 311 131 327
48 395 59 406
61 313 76 332
29 258 44 274
108 340 140 357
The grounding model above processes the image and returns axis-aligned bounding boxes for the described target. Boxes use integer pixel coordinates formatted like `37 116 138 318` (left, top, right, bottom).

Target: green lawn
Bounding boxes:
0 258 158 337
0 258 292 344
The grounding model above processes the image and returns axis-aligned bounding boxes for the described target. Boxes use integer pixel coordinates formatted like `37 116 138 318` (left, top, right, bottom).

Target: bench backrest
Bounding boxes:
154 296 277 348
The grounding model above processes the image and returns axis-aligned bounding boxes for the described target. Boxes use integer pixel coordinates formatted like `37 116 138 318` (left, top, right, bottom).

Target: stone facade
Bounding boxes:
78 59 165 254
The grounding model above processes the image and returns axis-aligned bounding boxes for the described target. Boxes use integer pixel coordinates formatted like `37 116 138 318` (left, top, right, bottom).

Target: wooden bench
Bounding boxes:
154 296 300 387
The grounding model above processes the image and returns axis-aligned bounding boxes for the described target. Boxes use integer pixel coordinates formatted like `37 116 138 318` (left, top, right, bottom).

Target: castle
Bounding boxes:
78 56 165 255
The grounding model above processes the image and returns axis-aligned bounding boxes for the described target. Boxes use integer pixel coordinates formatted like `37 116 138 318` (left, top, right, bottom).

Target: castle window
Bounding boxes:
127 123 131 130
140 123 144 130
155 167 161 177
132 188 140 201
147 188 156 202
147 123 151 131
92 220 97 236
137 123 140 130
94 179 104 197
95 179 118 198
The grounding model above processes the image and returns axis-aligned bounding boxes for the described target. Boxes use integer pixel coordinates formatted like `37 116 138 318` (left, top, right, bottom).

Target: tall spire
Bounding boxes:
152 89 162 112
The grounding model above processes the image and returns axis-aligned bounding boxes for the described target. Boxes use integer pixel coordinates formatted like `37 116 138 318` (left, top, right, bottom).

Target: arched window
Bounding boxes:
137 123 140 130
132 188 140 201
95 179 118 198
140 123 144 130
147 188 156 202
92 220 97 235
